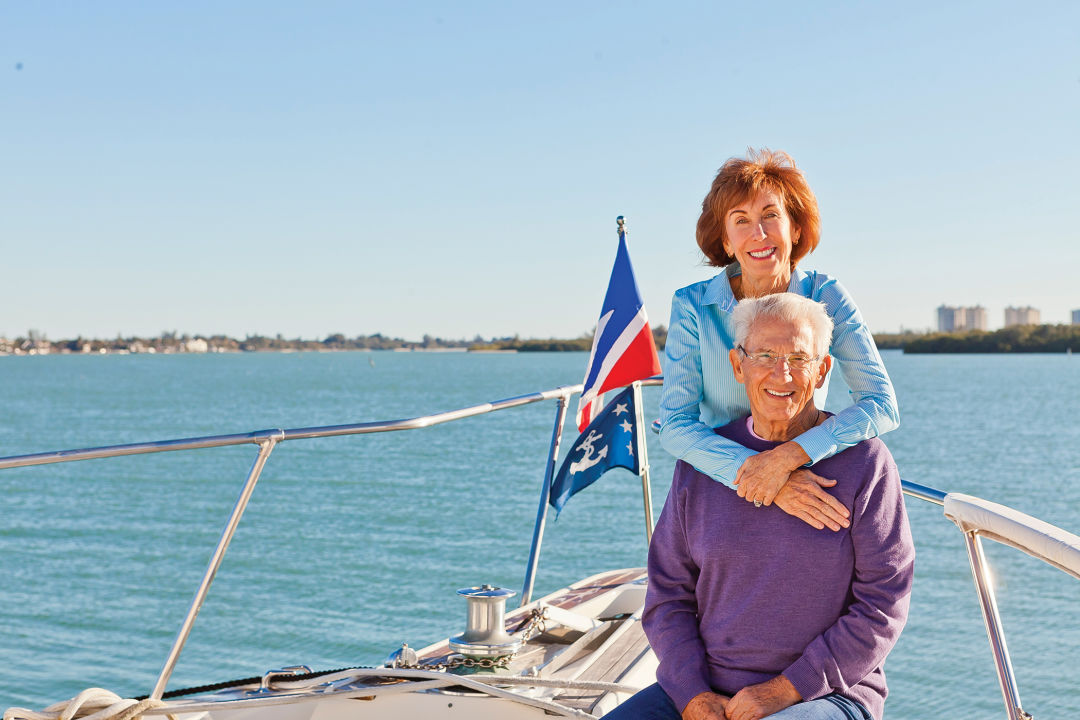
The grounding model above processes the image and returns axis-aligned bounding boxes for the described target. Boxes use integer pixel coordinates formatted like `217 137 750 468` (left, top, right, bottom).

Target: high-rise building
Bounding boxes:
937 305 960 332
1004 306 1040 327
966 306 987 331
1072 309 1080 325
936 305 987 332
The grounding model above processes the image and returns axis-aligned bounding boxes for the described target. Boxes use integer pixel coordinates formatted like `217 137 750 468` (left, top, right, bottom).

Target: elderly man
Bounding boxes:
612 294 914 720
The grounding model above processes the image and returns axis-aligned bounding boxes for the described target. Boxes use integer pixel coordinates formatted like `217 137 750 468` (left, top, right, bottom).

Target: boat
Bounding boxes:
3 378 1079 720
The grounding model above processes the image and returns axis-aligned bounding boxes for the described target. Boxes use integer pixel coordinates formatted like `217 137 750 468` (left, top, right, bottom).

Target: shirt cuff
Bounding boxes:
662 673 715 714
783 656 830 702
792 425 837 465
724 443 757 475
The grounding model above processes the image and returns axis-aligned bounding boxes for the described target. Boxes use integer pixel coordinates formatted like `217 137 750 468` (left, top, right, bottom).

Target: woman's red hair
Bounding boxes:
696 148 821 268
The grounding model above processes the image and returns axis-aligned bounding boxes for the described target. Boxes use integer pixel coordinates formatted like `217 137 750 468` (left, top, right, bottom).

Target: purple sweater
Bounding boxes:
643 418 915 720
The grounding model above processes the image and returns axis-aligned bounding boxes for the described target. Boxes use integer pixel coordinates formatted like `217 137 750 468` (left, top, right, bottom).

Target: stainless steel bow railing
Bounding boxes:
1 377 1076 720
0 378 660 702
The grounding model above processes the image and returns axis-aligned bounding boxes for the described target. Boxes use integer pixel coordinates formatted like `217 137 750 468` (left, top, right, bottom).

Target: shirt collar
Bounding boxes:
702 265 741 312
703 264 809 312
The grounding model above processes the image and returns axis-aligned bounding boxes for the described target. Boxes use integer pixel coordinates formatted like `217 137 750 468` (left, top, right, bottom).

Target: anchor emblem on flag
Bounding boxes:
569 430 609 476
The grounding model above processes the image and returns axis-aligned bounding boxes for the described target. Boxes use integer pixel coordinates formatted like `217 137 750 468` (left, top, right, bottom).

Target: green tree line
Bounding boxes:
874 324 1080 353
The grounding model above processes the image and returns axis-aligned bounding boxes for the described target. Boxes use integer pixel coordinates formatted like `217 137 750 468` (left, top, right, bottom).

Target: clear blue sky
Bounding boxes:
3 1 1078 341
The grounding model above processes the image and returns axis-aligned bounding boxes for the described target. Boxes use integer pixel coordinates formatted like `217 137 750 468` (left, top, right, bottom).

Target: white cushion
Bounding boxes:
944 493 1080 580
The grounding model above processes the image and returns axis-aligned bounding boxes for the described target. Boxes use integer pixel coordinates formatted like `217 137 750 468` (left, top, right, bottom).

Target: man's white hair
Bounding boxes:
731 293 833 356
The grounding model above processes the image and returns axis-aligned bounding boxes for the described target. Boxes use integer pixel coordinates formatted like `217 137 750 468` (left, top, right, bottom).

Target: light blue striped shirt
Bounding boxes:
659 264 899 488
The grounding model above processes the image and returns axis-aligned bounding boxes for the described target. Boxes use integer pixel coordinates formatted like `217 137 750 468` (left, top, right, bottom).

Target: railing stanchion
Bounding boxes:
149 435 281 700
962 530 1030 720
520 394 570 607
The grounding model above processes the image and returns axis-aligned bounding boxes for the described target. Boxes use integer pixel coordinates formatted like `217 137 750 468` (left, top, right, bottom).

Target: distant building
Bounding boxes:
183 338 209 353
936 305 987 332
1073 309 1080 325
966 306 987 331
937 306 961 332
1004 306 1040 327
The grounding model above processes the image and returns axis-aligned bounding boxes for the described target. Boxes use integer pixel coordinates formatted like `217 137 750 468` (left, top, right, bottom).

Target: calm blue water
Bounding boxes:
2 350 1078 718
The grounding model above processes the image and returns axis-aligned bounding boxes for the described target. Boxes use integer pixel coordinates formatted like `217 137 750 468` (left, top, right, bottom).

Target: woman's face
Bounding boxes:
722 190 801 280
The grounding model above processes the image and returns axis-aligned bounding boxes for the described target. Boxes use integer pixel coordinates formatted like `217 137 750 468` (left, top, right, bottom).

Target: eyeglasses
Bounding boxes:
737 345 821 370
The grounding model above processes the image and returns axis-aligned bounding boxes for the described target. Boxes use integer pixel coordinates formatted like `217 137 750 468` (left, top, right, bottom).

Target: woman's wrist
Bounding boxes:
774 441 811 471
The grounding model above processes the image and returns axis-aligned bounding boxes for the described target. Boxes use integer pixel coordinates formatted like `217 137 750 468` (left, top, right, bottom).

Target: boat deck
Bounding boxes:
137 568 655 718
413 568 653 714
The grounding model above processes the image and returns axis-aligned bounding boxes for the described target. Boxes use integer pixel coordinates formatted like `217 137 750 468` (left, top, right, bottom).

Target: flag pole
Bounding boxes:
632 380 654 544
618 214 655 545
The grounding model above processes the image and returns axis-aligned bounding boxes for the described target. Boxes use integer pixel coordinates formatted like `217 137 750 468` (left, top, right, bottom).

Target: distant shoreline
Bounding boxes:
0 333 604 357
0 327 670 357
4 323 1077 356
0 344 530 357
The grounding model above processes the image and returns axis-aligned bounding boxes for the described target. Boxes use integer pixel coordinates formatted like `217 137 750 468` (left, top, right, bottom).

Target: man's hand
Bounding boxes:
773 469 850 531
683 691 730 720
724 676 801 720
734 442 808 507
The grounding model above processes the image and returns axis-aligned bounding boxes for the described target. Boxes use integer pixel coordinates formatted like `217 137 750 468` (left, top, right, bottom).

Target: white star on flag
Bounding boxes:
613 402 629 416
620 419 633 433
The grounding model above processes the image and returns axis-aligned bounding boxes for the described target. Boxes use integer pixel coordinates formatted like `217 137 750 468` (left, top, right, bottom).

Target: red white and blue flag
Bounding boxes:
576 220 662 431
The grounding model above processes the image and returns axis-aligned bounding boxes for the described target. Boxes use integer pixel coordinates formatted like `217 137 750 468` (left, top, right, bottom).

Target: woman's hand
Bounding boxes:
724 676 801 720
683 691 730 720
773 469 851 531
734 442 808 506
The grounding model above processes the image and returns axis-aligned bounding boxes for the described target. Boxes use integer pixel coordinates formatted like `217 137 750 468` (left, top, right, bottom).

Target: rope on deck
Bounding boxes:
3 689 170 720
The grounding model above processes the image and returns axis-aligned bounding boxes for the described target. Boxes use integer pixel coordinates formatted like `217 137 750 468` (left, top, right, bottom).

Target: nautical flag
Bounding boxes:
576 221 662 431
550 387 639 515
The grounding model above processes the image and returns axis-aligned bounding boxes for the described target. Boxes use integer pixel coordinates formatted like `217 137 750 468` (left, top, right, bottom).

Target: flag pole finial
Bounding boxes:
616 215 626 237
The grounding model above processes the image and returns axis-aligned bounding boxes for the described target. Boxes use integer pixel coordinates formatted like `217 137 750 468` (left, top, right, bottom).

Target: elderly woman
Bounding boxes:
613 294 914 720
660 149 898 530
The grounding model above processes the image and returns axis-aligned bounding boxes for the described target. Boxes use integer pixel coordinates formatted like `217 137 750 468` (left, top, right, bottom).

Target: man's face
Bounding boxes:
731 316 830 430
